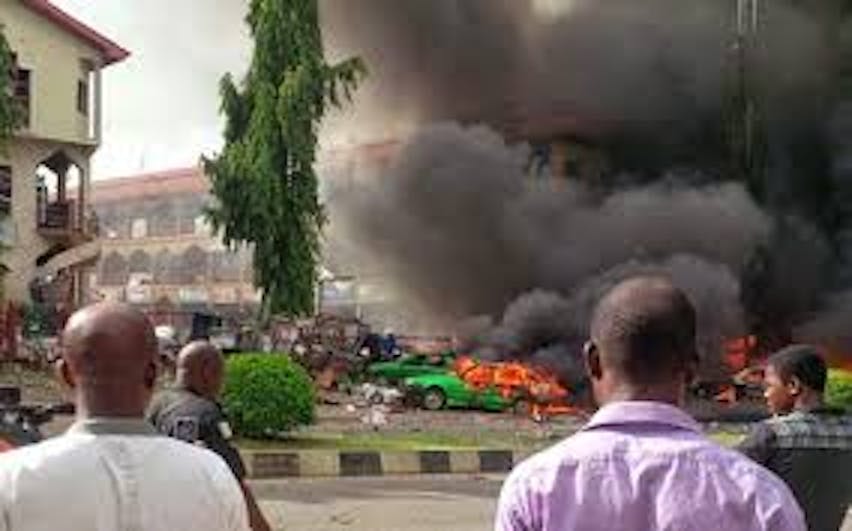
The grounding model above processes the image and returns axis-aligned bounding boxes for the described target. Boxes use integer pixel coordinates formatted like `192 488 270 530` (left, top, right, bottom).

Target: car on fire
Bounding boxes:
404 356 582 416
366 352 456 384
402 373 513 412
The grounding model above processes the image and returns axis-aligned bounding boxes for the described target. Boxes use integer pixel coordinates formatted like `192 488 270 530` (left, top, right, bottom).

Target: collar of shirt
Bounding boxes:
67 417 160 437
582 401 702 434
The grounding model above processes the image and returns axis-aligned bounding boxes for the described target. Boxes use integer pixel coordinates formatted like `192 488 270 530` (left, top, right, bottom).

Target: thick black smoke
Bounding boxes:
320 0 852 373
327 124 767 375
321 0 835 174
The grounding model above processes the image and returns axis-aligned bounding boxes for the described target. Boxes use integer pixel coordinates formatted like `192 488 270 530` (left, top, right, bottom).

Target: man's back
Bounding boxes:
496 402 805 531
0 420 250 531
740 409 852 531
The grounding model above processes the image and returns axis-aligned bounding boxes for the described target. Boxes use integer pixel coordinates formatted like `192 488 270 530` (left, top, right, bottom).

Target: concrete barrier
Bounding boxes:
242 448 519 478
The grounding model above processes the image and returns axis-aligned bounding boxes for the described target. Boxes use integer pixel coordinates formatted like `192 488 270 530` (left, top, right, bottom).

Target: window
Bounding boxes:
13 68 30 128
77 79 89 115
0 166 11 214
131 218 148 239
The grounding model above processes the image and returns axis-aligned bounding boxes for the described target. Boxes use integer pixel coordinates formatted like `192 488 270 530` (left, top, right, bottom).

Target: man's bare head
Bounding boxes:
176 341 225 399
586 276 697 404
60 303 158 417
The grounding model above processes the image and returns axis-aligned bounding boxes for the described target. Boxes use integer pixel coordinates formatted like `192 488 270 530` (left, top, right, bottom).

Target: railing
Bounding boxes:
0 169 11 214
38 201 72 230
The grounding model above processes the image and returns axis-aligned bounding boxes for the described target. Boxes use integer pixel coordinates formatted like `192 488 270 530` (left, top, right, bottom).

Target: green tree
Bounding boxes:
204 0 364 317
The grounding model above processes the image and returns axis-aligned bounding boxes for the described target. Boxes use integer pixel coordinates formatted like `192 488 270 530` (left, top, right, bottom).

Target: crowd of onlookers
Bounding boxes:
0 276 848 530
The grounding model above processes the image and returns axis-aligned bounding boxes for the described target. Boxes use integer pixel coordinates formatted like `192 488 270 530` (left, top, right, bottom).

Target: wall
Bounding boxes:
93 190 258 309
0 138 91 302
0 0 101 146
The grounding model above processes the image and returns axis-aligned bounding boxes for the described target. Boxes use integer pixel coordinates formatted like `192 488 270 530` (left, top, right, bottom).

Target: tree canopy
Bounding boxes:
205 0 364 317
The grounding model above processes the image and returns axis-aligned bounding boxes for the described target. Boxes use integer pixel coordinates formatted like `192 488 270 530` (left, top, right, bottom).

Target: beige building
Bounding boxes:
90 167 259 327
0 0 128 311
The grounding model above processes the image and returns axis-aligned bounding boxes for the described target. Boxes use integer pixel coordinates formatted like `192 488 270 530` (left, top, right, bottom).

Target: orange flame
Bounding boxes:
453 355 579 418
723 335 758 373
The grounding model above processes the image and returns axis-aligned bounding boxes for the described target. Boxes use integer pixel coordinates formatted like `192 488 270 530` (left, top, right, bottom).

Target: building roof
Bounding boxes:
21 0 130 65
92 167 208 204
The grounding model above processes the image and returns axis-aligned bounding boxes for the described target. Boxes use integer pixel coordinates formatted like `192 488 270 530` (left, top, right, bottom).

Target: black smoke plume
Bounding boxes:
320 1 852 374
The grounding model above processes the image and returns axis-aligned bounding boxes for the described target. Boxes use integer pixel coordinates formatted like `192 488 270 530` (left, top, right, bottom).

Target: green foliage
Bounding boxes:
204 0 365 317
222 353 316 438
826 369 852 410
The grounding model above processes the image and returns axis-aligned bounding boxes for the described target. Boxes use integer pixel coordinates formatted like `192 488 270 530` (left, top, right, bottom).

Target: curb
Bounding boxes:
242 448 529 479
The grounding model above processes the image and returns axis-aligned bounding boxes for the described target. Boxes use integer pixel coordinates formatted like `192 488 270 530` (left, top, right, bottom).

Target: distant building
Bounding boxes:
0 0 128 312
90 167 258 326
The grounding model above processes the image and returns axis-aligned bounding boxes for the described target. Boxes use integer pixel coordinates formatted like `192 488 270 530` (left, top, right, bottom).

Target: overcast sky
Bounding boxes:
49 0 574 180
51 0 252 179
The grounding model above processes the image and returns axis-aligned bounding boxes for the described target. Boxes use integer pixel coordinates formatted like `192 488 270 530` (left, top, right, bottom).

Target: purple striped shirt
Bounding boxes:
496 401 806 531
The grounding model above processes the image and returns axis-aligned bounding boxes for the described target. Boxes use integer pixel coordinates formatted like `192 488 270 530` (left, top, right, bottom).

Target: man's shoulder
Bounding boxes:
151 388 219 416
158 435 233 467
0 433 85 471
762 410 852 449
507 428 793 494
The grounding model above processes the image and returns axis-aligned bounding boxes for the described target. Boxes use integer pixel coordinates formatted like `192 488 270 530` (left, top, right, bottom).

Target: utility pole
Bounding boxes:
731 0 765 198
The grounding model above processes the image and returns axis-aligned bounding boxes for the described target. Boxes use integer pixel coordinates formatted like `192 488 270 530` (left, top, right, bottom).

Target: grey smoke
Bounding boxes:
326 124 768 376
320 0 831 167
318 0 852 372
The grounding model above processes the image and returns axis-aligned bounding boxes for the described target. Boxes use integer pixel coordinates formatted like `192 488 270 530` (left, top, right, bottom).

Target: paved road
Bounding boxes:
252 475 852 531
252 475 503 531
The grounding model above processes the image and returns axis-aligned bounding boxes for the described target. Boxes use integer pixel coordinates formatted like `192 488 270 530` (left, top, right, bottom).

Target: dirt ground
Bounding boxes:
3 366 757 447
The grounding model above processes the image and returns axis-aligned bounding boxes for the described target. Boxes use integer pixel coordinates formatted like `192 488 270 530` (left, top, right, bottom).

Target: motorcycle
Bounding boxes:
0 386 74 451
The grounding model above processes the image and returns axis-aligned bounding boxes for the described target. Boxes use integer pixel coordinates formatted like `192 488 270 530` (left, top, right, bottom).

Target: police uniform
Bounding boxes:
147 388 246 480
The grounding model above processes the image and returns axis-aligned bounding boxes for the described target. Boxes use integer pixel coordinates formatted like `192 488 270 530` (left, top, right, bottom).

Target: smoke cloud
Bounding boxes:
320 0 831 172
320 0 852 373
327 124 769 376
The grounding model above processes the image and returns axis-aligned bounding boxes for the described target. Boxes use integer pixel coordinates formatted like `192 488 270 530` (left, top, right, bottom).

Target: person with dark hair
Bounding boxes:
740 345 852 531
0 304 250 530
147 341 271 531
496 276 805 531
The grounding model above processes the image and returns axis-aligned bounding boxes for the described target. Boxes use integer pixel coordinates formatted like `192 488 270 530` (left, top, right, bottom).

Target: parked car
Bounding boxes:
403 373 512 412
366 352 455 384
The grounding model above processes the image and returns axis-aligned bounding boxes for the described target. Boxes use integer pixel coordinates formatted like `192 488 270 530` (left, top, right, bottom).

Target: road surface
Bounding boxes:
252 475 852 531
252 474 502 531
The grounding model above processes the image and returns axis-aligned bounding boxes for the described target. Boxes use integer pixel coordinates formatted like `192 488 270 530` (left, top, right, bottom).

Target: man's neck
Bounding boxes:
603 385 683 408
794 393 825 413
176 381 210 400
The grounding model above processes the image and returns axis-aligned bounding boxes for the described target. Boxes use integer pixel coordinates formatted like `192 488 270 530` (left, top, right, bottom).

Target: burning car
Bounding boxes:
403 372 512 412
366 352 455 384
404 355 580 418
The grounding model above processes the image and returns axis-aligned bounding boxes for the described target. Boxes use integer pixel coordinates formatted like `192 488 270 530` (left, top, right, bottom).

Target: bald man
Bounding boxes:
147 341 271 531
0 303 250 531
495 277 805 531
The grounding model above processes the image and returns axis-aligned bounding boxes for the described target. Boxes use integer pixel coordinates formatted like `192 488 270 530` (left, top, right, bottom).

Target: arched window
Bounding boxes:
180 246 209 284
128 250 152 275
100 252 129 286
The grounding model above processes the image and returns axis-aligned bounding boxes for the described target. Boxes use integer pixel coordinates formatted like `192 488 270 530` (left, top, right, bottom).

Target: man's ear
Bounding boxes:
787 376 803 397
584 341 603 380
144 362 157 390
684 352 700 387
55 359 76 391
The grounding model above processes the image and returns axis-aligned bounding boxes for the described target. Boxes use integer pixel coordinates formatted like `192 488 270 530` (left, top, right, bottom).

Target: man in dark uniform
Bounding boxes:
147 341 271 531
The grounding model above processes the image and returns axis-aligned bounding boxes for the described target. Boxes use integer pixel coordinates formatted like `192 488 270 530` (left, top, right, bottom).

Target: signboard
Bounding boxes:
178 287 209 304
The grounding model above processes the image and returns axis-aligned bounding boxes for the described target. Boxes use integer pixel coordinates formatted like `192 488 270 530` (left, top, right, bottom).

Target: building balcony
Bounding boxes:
0 169 11 214
37 200 99 243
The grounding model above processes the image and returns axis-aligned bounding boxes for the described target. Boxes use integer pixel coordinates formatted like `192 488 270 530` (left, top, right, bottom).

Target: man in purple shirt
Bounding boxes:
495 276 805 531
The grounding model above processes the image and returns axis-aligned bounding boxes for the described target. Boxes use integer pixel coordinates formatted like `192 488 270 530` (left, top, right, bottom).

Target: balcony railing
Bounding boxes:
38 201 72 231
0 168 11 214
37 199 100 243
